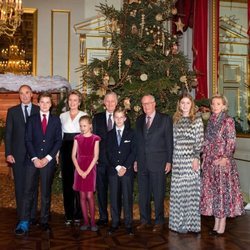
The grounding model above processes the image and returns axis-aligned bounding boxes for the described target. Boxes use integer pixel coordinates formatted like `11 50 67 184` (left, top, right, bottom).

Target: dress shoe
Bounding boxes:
15 220 29 236
209 230 218 236
152 224 164 233
80 224 89 231
91 225 99 232
65 220 73 226
40 223 51 232
74 219 81 225
136 223 151 231
108 226 118 235
126 227 134 235
96 219 108 226
30 219 39 226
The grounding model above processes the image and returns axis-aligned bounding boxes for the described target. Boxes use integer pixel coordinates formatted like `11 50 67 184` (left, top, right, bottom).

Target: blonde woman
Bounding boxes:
200 94 244 235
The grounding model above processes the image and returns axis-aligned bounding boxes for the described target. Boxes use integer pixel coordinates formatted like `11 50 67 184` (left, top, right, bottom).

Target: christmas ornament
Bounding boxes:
96 87 106 97
140 14 145 37
146 45 154 52
171 43 178 54
191 78 198 87
171 7 178 15
125 59 132 66
130 10 137 17
123 98 131 110
128 0 140 4
93 68 100 76
140 73 148 81
180 75 187 83
170 84 180 94
102 73 110 86
175 17 185 33
131 24 139 35
164 49 170 56
118 48 123 79
155 13 163 21
134 105 141 112
108 76 116 85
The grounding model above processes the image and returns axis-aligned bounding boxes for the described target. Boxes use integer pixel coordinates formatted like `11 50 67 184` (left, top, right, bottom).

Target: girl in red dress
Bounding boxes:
72 115 100 231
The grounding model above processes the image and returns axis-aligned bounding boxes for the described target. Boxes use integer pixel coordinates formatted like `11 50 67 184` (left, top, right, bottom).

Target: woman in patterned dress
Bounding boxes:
169 94 204 233
200 94 245 235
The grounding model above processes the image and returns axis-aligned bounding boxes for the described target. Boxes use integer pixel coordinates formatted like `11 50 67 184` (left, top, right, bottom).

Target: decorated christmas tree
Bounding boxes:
80 0 196 123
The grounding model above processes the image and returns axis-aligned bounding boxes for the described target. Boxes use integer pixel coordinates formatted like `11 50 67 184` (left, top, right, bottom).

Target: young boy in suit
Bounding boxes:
15 92 62 235
106 107 136 235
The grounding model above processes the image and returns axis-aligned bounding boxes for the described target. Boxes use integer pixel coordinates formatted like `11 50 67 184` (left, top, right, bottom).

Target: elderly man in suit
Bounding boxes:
106 108 136 235
93 92 118 226
5 84 40 226
15 92 62 235
134 94 173 233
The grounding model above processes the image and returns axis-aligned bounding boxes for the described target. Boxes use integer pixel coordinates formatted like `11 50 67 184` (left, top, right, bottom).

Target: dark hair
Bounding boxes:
19 84 32 92
79 115 92 124
38 92 53 103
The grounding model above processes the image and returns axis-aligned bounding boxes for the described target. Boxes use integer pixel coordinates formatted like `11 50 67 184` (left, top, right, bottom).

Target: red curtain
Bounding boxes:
175 0 208 99
192 0 208 99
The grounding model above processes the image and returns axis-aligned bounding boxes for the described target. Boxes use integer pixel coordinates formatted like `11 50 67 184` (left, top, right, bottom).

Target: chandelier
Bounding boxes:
0 44 31 75
0 0 23 37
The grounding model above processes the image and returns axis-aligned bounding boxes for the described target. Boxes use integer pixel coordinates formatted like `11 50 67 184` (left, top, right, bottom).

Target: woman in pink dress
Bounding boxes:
72 115 101 232
200 94 244 236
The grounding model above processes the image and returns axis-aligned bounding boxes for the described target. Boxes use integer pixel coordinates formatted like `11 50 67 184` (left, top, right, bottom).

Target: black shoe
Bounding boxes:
108 226 118 235
30 219 39 226
126 227 134 236
209 230 218 236
40 223 51 232
96 219 108 226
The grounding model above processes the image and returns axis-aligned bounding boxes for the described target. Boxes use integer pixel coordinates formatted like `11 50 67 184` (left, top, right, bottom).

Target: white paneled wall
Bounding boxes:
22 0 122 88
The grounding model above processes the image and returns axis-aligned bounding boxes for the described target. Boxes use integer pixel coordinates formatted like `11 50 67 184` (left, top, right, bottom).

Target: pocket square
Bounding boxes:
124 140 131 143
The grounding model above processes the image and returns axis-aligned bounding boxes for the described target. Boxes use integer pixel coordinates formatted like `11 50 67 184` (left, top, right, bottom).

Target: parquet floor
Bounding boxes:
0 208 249 250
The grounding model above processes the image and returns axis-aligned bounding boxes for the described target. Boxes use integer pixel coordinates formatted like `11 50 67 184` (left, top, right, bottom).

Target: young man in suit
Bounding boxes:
15 92 62 235
106 108 136 235
134 94 173 233
5 84 40 226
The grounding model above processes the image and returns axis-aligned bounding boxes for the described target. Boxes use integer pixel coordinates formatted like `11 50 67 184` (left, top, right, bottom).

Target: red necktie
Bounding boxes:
42 114 47 134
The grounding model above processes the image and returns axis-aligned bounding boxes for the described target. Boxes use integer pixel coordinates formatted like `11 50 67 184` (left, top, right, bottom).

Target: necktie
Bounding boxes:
24 105 29 123
146 116 151 130
42 114 47 135
117 129 122 146
107 114 113 131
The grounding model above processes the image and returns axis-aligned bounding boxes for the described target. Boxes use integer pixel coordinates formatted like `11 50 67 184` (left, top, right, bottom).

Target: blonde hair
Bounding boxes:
67 90 82 104
173 94 196 124
210 94 228 112
79 115 92 124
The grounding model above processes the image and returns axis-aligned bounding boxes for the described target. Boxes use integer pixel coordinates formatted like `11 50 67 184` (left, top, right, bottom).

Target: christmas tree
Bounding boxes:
80 0 196 123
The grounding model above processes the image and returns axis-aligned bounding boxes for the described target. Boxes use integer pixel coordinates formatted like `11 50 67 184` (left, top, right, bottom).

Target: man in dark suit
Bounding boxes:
106 108 136 235
5 84 40 225
135 94 173 233
93 92 118 226
15 92 62 235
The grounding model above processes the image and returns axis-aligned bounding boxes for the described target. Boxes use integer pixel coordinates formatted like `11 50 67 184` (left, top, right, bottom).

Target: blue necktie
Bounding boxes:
117 129 122 146
107 114 113 131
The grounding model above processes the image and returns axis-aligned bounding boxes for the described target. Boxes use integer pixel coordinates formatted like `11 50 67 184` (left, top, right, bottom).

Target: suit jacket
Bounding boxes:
25 113 62 161
93 112 130 166
135 112 173 173
5 104 40 162
106 127 136 176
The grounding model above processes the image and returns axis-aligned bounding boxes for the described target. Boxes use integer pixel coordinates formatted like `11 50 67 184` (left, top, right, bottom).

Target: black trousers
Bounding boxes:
12 159 38 220
21 161 55 224
109 174 134 228
96 163 109 221
138 168 166 225
60 134 82 221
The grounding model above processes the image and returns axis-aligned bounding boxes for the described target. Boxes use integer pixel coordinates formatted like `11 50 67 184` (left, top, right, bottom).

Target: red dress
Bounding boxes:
73 134 100 192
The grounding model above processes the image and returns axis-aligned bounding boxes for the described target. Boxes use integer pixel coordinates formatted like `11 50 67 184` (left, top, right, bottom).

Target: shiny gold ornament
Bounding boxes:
123 97 131 110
